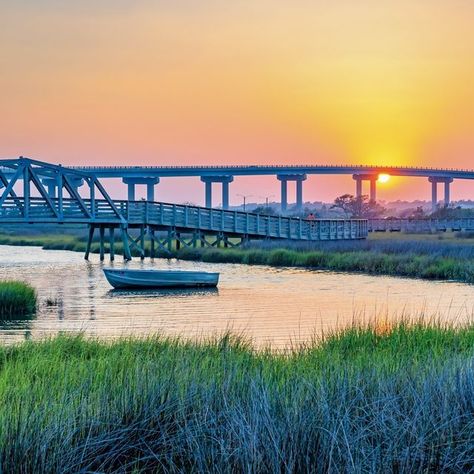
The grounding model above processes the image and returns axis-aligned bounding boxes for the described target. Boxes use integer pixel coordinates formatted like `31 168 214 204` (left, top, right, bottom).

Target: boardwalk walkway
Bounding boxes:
0 158 367 261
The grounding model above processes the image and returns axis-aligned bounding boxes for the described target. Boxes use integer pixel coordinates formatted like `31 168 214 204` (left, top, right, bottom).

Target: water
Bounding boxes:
1 245 473 348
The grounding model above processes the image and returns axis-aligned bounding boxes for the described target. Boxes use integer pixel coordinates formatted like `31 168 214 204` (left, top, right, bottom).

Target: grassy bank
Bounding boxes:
171 244 474 282
1 323 474 471
1 230 474 283
0 281 36 318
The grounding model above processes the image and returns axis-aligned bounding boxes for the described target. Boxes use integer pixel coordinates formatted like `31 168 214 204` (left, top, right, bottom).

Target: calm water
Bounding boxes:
1 245 473 348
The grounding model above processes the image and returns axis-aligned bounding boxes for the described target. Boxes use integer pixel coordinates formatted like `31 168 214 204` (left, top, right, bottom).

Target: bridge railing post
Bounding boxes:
89 179 95 219
56 172 63 220
159 203 164 225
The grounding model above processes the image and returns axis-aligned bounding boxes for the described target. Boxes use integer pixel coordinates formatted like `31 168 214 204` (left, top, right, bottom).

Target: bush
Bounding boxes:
0 281 36 318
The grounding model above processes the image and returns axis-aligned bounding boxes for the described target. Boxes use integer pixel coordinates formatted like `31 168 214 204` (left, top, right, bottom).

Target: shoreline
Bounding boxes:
0 232 473 284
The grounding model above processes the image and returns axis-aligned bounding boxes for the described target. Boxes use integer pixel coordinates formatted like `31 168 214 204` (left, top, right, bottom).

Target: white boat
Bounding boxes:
103 268 219 289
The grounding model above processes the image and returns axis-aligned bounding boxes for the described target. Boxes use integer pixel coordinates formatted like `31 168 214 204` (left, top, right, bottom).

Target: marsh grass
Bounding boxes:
167 245 474 283
0 281 36 318
1 231 474 283
44 296 59 306
2 322 474 472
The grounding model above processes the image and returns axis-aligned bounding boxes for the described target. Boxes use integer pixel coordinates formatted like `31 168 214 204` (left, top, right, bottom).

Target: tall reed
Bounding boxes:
1 323 474 472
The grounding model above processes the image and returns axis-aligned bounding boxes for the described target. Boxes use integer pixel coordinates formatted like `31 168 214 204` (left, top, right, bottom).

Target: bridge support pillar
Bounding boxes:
296 179 304 210
200 176 234 209
123 177 160 202
277 174 307 213
42 178 58 198
280 179 288 212
355 177 362 199
353 174 377 202
69 177 84 194
444 181 451 208
127 183 135 201
46 176 83 197
431 180 438 211
428 177 453 212
204 181 212 208
370 179 377 202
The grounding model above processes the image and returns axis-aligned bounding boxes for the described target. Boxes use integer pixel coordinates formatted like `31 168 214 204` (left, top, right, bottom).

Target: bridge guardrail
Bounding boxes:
368 218 474 232
0 197 368 241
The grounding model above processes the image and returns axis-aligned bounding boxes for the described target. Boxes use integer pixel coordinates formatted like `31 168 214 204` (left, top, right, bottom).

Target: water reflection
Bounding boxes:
0 245 473 348
0 317 35 331
107 287 219 299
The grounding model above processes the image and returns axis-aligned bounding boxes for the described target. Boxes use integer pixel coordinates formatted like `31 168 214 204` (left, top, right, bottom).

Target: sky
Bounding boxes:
1 0 473 205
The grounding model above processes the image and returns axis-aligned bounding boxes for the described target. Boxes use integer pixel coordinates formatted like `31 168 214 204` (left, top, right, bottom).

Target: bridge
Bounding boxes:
368 218 474 233
3 159 474 212
68 163 474 212
0 158 368 261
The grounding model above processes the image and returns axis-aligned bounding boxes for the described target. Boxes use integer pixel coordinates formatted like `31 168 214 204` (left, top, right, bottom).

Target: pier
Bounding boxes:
0 158 367 261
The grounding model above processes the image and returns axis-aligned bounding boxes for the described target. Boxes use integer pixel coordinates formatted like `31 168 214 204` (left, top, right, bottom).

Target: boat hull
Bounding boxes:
103 268 219 289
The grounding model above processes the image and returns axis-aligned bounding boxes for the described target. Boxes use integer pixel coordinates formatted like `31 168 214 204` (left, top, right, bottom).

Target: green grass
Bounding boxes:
2 322 474 471
0 281 36 319
165 246 474 283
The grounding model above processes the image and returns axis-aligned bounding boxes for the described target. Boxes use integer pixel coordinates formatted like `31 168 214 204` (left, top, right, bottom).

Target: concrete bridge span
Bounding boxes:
68 163 474 212
2 158 473 212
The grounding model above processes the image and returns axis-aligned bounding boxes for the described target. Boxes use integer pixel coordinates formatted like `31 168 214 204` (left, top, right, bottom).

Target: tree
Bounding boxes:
253 206 276 215
331 194 365 217
430 205 474 219
331 194 385 218
411 206 426 219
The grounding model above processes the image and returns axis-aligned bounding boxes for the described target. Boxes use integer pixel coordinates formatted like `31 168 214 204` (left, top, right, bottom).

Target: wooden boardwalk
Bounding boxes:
0 196 368 260
0 158 367 261
368 218 474 233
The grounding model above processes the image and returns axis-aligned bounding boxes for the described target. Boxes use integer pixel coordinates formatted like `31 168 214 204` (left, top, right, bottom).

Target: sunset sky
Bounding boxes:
1 1 473 204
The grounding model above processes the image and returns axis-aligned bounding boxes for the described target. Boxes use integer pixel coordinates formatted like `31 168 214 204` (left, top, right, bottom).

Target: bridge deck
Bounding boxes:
368 218 474 233
0 197 367 241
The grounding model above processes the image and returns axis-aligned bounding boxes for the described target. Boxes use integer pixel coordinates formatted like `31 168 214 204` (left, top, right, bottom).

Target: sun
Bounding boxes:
378 173 390 184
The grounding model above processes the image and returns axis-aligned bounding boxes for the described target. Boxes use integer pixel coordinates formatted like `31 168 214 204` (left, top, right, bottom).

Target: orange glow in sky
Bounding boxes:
1 1 473 203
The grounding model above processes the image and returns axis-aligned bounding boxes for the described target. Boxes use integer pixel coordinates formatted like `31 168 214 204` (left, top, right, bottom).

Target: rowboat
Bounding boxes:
103 268 219 289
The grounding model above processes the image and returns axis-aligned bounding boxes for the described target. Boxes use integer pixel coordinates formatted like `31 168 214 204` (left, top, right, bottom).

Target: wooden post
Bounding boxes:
57 172 63 220
121 226 132 261
23 165 29 219
140 225 145 260
84 225 95 260
176 232 181 250
150 227 155 259
109 227 115 261
99 226 105 261
90 179 95 218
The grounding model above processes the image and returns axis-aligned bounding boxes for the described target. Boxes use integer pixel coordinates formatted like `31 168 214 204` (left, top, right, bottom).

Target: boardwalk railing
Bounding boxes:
368 218 474 233
0 197 368 241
